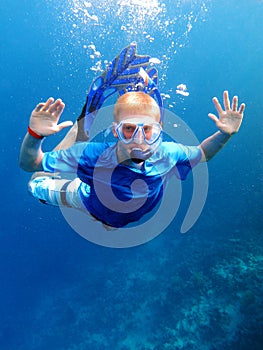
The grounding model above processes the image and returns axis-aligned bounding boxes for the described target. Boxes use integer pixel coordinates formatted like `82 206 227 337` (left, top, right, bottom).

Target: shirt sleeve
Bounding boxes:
174 144 202 180
42 142 87 173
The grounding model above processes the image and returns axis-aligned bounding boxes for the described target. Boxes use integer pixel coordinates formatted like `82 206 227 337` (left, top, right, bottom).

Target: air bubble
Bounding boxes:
176 84 189 96
94 51 101 58
90 15 98 22
149 57 161 64
84 1 92 8
88 44 96 50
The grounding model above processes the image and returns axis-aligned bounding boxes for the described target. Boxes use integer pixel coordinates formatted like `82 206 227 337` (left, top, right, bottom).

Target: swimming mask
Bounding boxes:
114 118 162 146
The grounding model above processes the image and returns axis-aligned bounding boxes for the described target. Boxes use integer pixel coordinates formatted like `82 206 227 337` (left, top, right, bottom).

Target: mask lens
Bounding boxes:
121 123 138 141
142 124 161 144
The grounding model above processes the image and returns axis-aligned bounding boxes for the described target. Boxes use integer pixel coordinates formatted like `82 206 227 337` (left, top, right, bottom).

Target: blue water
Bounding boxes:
1 0 262 349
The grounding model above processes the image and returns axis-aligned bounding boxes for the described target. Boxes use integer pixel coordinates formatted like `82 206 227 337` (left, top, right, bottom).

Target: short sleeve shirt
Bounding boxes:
42 141 201 227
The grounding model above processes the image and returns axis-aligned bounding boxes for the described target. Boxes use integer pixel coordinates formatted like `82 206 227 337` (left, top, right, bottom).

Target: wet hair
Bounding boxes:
114 91 160 122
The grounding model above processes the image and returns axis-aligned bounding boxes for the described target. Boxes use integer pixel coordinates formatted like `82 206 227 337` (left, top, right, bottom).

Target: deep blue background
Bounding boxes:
0 0 262 349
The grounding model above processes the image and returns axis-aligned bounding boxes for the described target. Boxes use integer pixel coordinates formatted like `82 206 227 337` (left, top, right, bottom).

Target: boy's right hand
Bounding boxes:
29 98 73 137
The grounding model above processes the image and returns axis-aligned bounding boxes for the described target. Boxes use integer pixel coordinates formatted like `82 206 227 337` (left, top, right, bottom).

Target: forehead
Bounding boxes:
119 116 158 124
116 112 160 123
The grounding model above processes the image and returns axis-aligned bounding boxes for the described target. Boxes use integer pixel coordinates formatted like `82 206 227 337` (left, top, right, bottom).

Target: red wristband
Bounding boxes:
28 126 44 139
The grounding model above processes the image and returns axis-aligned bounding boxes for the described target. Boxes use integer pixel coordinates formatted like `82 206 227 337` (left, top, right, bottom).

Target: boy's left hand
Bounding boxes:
208 90 245 135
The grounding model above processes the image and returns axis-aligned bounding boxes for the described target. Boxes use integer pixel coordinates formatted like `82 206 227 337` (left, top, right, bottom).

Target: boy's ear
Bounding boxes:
112 123 118 138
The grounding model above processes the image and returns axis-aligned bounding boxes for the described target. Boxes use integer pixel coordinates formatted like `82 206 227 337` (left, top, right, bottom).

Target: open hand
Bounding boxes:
208 91 245 135
29 98 73 137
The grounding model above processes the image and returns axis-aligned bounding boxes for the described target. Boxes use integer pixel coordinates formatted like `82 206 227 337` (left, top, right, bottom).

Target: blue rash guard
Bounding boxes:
42 141 202 227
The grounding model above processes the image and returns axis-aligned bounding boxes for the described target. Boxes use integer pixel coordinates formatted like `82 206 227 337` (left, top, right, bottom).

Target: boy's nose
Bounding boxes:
133 128 144 144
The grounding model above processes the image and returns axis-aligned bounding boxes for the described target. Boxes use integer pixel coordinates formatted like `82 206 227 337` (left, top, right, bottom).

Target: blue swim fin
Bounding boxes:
76 42 163 141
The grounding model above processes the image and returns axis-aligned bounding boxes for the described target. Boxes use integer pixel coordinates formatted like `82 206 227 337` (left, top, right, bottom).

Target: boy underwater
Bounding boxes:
19 43 245 229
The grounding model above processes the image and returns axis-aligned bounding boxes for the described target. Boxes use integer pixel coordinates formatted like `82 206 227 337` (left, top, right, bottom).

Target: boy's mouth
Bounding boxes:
130 147 153 163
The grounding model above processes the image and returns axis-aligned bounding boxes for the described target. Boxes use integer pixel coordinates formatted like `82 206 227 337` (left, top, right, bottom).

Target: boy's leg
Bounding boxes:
29 175 117 231
28 175 85 210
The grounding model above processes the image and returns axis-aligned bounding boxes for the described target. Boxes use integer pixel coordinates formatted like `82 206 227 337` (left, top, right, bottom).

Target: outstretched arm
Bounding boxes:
19 98 73 172
199 91 245 162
